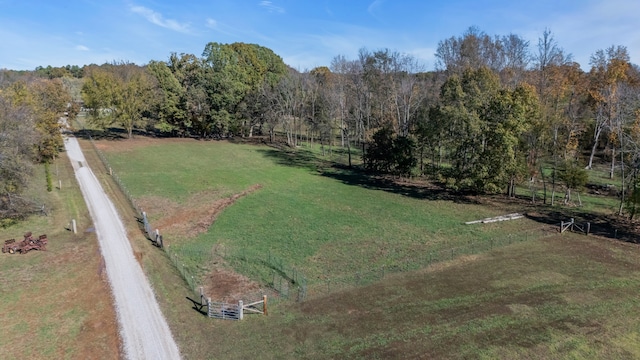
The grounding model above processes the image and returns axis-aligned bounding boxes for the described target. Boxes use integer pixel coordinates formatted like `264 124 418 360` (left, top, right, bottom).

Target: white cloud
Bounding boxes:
523 0 640 69
407 47 435 66
259 1 285 14
130 5 191 33
368 0 384 16
205 18 217 29
76 45 90 51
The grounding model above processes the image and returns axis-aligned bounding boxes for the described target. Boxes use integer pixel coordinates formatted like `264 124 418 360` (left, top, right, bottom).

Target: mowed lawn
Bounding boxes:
94 137 640 359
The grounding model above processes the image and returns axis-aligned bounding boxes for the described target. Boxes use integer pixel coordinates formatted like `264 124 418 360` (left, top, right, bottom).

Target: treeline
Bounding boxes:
5 26 640 220
0 72 76 224
77 28 640 216
81 43 289 139
83 29 640 209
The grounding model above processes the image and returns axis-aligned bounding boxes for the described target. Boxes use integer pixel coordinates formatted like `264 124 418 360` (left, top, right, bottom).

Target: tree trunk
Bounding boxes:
530 177 536 203
551 169 557 206
618 142 625 216
540 165 547 205
345 128 352 167
564 187 571 205
587 125 603 169
420 146 425 175
630 169 637 220
577 191 582 206
610 145 615 179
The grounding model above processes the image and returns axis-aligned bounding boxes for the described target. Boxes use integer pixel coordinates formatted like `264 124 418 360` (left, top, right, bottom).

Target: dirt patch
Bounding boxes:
94 136 191 152
422 254 485 273
137 184 266 303
140 184 262 243
201 268 267 303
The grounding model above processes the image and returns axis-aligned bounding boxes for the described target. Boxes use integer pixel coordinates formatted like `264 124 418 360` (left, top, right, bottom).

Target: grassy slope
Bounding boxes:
0 150 119 359
197 234 640 359
94 136 640 359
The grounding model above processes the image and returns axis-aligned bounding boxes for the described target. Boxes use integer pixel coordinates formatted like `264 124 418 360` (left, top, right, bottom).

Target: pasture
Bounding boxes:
89 135 640 359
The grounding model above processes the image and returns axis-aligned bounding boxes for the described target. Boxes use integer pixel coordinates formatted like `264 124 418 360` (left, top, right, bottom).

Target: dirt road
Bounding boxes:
64 135 181 360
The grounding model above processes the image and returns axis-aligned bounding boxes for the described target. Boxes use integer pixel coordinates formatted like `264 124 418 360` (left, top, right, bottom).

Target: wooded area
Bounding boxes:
3 27 640 222
0 71 76 224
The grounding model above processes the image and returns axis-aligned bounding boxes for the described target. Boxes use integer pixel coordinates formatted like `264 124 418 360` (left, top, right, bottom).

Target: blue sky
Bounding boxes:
1 0 638 71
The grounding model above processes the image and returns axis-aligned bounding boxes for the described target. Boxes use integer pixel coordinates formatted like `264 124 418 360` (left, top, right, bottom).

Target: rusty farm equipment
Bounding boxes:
2 232 48 254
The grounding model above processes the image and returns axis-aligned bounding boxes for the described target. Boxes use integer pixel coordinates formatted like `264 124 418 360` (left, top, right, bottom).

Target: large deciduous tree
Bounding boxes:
432 67 538 193
587 45 631 171
82 63 154 138
201 42 287 137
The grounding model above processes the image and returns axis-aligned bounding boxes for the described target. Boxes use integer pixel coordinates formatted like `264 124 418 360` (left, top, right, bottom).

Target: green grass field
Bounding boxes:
101 138 549 290
86 135 640 359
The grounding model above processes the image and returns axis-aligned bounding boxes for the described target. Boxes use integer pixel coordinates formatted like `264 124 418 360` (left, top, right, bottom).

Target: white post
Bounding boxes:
238 300 244 320
58 179 62 190
207 297 211 318
72 219 77 234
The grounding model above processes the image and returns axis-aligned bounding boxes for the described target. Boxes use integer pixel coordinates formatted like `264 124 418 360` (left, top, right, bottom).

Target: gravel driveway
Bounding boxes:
64 135 181 360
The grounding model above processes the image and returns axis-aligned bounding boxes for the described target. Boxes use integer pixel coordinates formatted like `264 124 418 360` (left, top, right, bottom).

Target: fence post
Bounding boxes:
571 218 574 232
561 221 563 233
586 222 590 236
206 297 211 318
263 295 268 316
238 300 244 320
72 219 77 234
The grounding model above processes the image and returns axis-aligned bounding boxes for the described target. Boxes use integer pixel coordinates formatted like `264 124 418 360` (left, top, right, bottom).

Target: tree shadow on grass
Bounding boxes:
524 207 640 244
73 128 128 141
256 147 479 204
256 147 332 173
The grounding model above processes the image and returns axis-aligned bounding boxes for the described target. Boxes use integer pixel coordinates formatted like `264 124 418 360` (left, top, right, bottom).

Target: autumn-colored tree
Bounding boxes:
587 45 631 170
82 63 154 138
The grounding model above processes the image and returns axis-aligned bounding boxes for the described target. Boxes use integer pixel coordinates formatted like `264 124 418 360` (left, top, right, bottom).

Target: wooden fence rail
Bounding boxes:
200 287 267 321
560 218 590 235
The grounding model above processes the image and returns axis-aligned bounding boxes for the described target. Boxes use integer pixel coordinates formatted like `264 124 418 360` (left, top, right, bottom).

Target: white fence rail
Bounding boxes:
199 287 267 321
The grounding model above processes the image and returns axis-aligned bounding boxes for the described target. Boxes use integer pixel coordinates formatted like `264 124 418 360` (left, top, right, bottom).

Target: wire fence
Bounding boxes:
308 226 556 298
171 226 555 302
86 136 558 303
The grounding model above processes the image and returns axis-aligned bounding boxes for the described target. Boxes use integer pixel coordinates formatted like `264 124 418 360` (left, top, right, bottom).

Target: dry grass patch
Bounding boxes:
0 155 120 359
139 184 262 243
